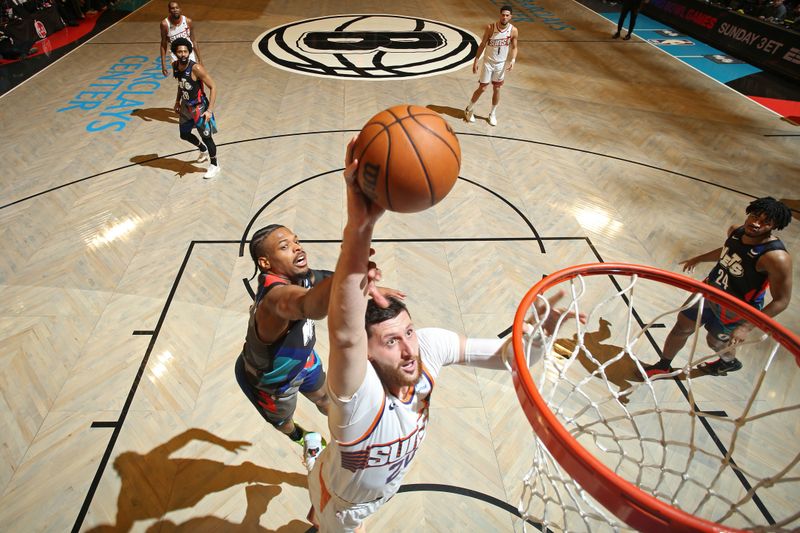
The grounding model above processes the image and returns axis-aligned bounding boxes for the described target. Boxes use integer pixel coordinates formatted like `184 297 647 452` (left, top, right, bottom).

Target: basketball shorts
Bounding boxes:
234 351 325 427
479 60 506 86
680 301 747 342
308 458 392 533
178 96 212 138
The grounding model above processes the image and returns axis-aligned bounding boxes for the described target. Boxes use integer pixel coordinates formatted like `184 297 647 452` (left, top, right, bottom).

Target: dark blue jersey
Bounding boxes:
706 226 787 310
243 269 332 391
173 60 205 107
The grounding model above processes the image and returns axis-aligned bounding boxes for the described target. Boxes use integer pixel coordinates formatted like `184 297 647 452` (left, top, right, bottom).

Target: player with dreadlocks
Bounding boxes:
235 224 404 469
644 197 793 377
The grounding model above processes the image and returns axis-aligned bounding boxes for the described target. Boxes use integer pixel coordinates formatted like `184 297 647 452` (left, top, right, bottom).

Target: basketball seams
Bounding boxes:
383 123 393 210
407 109 461 167
356 123 389 160
356 105 460 212
389 107 435 207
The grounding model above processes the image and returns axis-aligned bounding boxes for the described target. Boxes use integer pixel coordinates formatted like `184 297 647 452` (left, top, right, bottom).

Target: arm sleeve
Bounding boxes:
417 328 461 378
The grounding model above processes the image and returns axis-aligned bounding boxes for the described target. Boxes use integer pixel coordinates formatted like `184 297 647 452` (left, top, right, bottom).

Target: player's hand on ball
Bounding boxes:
344 135 385 226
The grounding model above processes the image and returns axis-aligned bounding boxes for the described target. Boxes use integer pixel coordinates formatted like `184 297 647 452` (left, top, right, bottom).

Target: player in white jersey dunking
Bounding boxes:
465 5 518 127
160 1 202 77
306 136 581 532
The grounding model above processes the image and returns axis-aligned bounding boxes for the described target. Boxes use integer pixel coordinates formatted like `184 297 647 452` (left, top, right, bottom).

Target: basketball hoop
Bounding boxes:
508 263 800 532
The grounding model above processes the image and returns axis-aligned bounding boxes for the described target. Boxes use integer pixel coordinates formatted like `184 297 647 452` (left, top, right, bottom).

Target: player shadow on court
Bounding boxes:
131 154 205 177
424 104 488 123
85 428 308 533
553 317 645 404
553 319 712 399
146 484 310 532
130 108 180 124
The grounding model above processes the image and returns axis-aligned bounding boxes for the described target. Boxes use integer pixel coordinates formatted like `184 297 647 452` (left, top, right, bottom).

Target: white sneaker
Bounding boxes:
488 112 497 127
197 151 209 163
203 164 221 179
303 432 324 472
465 106 475 123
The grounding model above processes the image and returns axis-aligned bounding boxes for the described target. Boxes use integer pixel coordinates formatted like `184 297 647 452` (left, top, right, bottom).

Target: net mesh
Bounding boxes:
511 269 800 532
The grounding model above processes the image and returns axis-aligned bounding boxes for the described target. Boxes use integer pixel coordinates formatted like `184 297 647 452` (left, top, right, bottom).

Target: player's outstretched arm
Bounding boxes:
254 276 333 344
327 137 386 399
458 290 585 369
681 225 737 272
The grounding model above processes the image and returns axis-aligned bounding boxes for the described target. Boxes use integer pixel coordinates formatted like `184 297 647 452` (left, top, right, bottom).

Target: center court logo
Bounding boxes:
253 14 479 80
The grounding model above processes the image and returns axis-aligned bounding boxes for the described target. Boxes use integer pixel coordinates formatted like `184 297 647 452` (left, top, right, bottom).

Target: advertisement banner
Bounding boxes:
644 0 800 82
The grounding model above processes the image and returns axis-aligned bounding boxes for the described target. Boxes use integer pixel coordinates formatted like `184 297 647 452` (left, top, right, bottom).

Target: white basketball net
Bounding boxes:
512 272 800 532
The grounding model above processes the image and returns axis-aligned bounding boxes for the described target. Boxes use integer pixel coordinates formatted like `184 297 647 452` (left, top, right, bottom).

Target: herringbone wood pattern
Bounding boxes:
0 0 797 531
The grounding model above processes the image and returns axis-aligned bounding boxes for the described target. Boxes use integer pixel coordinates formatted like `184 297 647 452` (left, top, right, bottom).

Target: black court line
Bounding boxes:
6 129 795 213
59 134 781 528
72 235 777 530
697 410 729 417
303 483 545 532
502 234 773 525
87 40 255 44
516 39 639 43
398 484 543 529
90 421 118 428
131 330 154 336
763 134 800 137
73 242 197 533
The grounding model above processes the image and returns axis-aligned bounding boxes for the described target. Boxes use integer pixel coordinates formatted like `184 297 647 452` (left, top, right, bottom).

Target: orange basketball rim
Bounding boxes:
510 262 800 533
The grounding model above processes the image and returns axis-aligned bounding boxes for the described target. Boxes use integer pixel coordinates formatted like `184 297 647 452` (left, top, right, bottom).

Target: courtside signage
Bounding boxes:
253 14 479 80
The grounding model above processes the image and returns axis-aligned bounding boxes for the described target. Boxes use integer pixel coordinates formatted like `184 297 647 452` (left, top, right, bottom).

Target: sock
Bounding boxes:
490 105 498 115
720 354 735 363
287 426 303 442
211 157 218 166
466 102 474 111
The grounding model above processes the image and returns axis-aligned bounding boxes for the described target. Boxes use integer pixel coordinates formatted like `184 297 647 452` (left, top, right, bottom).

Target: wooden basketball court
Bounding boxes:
0 0 797 531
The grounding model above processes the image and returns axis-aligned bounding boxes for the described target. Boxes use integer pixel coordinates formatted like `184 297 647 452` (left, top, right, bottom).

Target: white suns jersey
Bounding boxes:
319 328 461 505
165 16 196 62
484 23 514 64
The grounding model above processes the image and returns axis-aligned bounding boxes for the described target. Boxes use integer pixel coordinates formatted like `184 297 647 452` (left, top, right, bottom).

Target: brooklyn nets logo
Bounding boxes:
253 14 479 80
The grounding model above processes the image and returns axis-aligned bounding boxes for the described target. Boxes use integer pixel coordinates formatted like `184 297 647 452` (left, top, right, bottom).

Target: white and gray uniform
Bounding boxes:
165 15 197 63
308 328 461 532
479 23 514 84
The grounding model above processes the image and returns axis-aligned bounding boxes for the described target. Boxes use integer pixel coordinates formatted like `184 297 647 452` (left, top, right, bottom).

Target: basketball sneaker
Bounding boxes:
642 359 675 379
488 112 497 127
464 106 475 123
303 432 324 472
197 150 209 164
699 358 742 376
203 164 221 179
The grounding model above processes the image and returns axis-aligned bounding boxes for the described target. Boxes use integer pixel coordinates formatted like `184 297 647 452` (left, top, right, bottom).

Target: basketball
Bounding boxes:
353 105 461 213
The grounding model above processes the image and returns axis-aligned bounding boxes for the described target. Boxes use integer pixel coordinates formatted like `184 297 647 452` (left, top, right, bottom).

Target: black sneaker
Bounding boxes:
699 358 743 376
